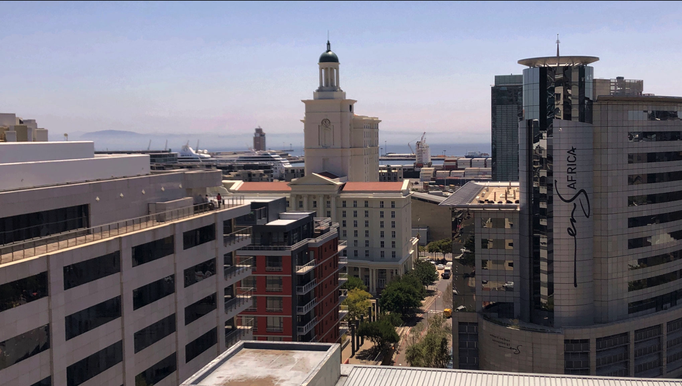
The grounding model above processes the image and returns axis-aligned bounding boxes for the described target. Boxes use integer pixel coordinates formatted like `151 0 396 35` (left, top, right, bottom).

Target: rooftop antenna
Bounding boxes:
327 31 330 51
147 139 152 151
556 34 560 58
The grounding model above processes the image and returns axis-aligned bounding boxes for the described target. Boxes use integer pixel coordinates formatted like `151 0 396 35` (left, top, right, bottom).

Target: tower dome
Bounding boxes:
319 40 339 63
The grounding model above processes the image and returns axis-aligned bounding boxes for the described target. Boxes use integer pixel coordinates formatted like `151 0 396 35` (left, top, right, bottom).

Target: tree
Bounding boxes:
343 288 372 324
357 318 400 353
427 240 442 257
342 276 368 292
405 315 451 368
379 276 424 319
412 259 438 287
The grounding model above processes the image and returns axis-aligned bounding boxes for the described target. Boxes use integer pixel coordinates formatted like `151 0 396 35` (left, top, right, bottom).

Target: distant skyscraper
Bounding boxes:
253 127 266 151
491 75 522 182
302 41 380 182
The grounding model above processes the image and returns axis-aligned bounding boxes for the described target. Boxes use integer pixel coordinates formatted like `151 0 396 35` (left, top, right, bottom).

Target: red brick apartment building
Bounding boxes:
235 197 347 342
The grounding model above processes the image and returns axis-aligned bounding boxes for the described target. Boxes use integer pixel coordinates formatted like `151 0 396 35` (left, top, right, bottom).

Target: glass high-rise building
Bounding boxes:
491 74 523 182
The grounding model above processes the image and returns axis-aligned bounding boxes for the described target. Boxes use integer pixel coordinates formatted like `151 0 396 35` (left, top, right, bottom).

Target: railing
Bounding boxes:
296 259 316 274
338 255 348 265
265 265 283 272
297 299 317 315
339 273 348 282
225 317 254 348
339 304 349 320
224 256 253 280
296 279 317 295
338 240 347 250
224 226 252 247
339 288 348 300
225 287 253 314
0 198 246 263
297 317 318 335
240 228 340 252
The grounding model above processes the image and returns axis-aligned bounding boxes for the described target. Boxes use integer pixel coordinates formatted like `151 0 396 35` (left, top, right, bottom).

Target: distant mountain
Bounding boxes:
81 130 141 138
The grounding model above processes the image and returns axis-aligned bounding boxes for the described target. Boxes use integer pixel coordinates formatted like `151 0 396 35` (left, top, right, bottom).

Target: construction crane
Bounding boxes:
407 132 427 155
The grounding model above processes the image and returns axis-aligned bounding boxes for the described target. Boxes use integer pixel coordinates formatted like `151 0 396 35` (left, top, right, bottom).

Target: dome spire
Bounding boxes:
327 40 331 52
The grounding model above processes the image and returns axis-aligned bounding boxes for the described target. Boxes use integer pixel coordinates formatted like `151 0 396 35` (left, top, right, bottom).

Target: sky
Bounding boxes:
2 2 682 150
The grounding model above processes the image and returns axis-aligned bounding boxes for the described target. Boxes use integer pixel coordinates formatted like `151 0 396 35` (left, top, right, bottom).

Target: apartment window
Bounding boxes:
364 201 369 208
380 221 384 228
0 324 50 371
342 220 346 227
185 328 217 363
365 230 369 238
364 210 369 218
381 251 385 258
313 201 317 208
135 353 176 386
246 296 258 312
299 201 303 208
353 220 358 228
365 220 369 227
133 275 175 310
0 272 48 312
354 250 358 257
392 251 396 258
31 378 51 386
266 256 283 271
364 250 369 258
0 204 88 245
134 314 176 353
391 201 395 208
67 341 122 386
353 240 358 247
64 252 120 290
326 200 331 208
380 211 384 218
342 230 347 237
266 297 283 312
342 201 346 207
354 230 358 237
564 339 590 375
391 221 396 228
392 241 396 248
327 211 331 217
133 236 174 266
380 231 384 238
364 240 369 247
342 210 346 218
184 258 216 288
65 296 121 340
353 211 357 218
391 211 396 218
266 316 283 332
266 277 283 292
381 241 385 248
380 201 384 208
353 201 357 207
183 224 215 250
185 293 216 326
242 276 256 289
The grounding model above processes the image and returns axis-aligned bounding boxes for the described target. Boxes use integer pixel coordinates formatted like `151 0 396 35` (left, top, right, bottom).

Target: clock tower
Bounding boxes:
302 41 380 182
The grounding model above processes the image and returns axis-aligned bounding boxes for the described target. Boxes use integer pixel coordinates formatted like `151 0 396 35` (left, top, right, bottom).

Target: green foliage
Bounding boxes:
357 318 400 353
426 238 453 258
342 276 368 292
379 275 424 318
377 312 404 327
413 259 439 287
343 288 372 323
405 315 452 368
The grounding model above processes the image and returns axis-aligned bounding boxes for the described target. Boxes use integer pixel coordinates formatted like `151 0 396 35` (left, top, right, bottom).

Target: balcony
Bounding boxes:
339 273 348 284
224 256 253 280
339 304 349 321
296 279 317 295
297 317 318 335
338 255 347 266
297 299 317 315
225 317 254 348
339 288 348 303
224 226 252 247
296 259 316 275
225 287 253 315
338 239 347 253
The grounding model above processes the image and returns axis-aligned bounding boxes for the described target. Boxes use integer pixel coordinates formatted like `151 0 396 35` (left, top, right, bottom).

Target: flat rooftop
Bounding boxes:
440 181 519 209
182 341 340 386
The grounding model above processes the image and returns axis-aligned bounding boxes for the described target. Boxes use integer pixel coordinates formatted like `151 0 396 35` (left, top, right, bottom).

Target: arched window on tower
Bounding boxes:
319 119 333 148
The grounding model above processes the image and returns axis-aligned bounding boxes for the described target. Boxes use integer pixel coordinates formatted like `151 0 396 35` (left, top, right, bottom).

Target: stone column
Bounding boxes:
336 67 340 88
319 68 323 88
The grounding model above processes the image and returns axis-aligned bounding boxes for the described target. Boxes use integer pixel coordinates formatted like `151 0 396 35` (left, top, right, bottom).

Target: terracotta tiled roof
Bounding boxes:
341 182 404 192
237 182 291 192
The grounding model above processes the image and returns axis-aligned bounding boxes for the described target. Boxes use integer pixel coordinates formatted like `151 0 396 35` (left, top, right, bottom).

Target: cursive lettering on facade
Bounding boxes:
489 334 521 354
554 147 591 288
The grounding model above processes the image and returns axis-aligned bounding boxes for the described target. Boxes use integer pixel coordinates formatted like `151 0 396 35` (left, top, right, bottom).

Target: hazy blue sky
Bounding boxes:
2 2 682 149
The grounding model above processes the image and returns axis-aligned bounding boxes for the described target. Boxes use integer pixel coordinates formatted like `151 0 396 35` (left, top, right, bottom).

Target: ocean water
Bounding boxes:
212 143 490 158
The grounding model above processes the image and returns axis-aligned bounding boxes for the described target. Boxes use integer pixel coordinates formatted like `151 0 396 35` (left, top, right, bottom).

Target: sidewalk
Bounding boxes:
391 288 441 366
340 335 383 365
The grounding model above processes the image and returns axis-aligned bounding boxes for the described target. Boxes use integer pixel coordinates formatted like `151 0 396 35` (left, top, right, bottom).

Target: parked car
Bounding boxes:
445 262 453 269
441 269 451 279
443 308 452 318
437 264 445 270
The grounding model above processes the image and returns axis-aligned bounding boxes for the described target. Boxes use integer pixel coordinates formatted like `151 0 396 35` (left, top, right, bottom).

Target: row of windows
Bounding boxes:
629 170 682 185
629 189 682 207
564 339 589 375
629 208 682 228
132 236 174 267
64 251 120 290
351 250 397 258
31 378 51 386
628 269 682 292
133 275 175 310
629 151 682 164
629 248 682 270
342 200 395 208
629 289 682 314
183 224 215 250
134 314 176 353
67 340 122 386
481 218 514 229
481 239 514 250
185 293 216 326
0 271 48 312
184 258 216 288
628 229 682 249
0 204 89 245
0 324 50 371
341 211 396 220
66 296 121 340
629 131 682 142
185 328 217 363
341 229 397 238
596 333 629 377
135 352 176 386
